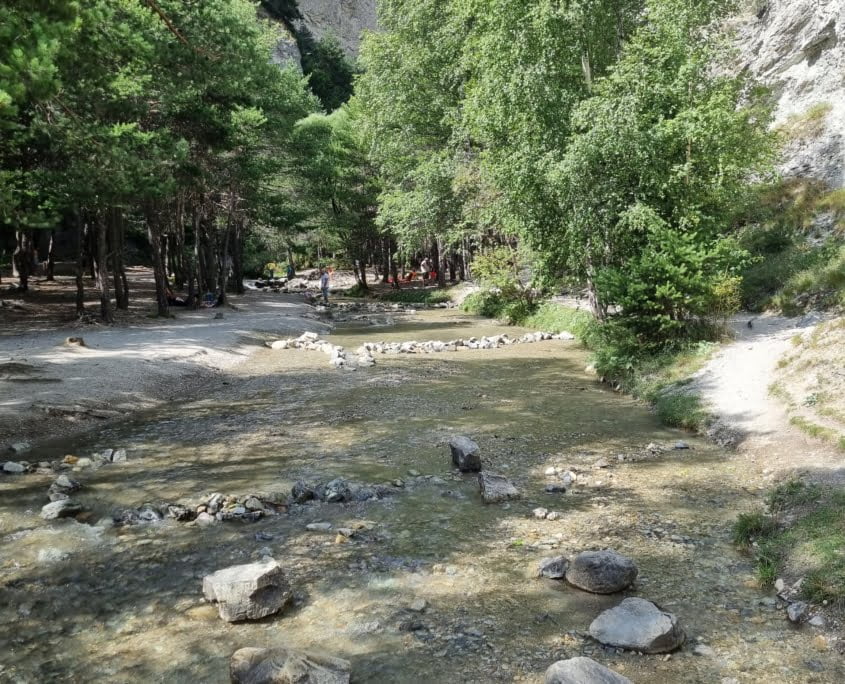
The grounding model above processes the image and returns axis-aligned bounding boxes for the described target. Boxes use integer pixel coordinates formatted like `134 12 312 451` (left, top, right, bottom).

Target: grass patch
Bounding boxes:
733 511 778 546
776 102 833 141
766 479 821 513
654 393 709 431
735 486 845 602
790 415 842 446
380 288 452 305
521 301 594 338
773 243 845 314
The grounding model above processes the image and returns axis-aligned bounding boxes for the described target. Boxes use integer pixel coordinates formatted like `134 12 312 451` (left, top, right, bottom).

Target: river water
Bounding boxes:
0 308 841 682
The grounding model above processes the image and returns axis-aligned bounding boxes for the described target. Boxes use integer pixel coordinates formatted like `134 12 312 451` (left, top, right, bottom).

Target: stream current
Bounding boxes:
1 308 841 682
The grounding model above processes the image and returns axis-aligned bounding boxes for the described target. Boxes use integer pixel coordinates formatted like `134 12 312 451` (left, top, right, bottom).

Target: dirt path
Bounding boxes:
0 290 327 448
692 311 845 481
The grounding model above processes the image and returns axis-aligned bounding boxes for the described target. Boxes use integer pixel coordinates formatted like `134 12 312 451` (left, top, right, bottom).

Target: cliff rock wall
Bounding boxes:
737 0 844 190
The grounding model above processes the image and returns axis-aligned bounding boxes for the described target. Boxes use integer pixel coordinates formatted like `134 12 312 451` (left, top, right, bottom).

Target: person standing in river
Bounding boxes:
319 267 330 305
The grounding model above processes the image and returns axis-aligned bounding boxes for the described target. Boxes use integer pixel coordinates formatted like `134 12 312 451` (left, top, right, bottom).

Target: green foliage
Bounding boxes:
461 290 506 318
655 393 708 431
773 243 845 314
732 512 778 546
381 289 451 305
766 480 821 514
298 30 356 112
735 488 845 602
551 0 774 339
522 302 595 339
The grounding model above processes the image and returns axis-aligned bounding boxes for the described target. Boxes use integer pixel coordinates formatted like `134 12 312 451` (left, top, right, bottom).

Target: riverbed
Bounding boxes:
0 308 840 682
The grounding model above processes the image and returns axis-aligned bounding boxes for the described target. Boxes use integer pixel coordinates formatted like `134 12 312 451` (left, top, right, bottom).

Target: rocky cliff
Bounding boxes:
296 0 377 56
736 0 844 190
268 0 376 70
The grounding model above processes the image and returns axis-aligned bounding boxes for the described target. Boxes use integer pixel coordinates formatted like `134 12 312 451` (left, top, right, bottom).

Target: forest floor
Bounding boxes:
0 267 327 449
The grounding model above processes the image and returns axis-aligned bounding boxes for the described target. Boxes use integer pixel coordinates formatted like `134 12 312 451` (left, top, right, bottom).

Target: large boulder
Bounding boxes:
230 647 351 684
545 657 632 684
589 597 685 654
321 478 351 503
449 436 481 472
202 559 291 622
565 550 637 594
478 472 519 503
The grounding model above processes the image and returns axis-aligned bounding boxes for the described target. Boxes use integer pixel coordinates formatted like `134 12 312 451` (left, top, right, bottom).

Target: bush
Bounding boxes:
461 290 505 318
381 289 451 305
522 302 595 338
655 393 708 431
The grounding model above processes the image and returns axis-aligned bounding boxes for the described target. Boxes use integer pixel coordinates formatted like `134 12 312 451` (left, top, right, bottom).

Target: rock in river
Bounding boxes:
478 471 519 503
545 657 632 684
230 646 351 684
449 436 481 472
589 597 685 654
3 461 26 474
40 499 83 520
202 559 291 622
538 555 569 579
565 549 637 594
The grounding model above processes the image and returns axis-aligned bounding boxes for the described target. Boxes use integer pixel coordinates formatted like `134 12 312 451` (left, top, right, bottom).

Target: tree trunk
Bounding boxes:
110 208 129 310
436 237 446 287
448 253 456 282
217 208 233 304
232 219 244 295
94 214 114 323
147 208 170 317
75 212 85 316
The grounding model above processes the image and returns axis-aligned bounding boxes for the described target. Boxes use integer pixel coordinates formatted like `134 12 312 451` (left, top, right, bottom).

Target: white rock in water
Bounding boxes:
306 522 333 531
545 657 632 684
3 461 26 474
41 499 83 520
478 471 519 503
297 332 319 342
589 597 685 654
230 646 350 684
533 507 549 520
270 340 289 350
202 559 291 623
544 466 557 476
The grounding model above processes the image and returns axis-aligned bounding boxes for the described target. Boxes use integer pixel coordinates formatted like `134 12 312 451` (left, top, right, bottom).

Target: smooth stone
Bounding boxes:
3 461 26 474
566 550 638 594
589 598 685 654
230 646 350 684
545 657 632 684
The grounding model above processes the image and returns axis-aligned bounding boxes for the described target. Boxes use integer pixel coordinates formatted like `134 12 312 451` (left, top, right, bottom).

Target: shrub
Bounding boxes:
732 512 778 546
461 290 505 318
381 289 451 305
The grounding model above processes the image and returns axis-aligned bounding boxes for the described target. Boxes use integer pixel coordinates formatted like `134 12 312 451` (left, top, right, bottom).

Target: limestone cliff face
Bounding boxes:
296 0 377 56
268 0 377 69
736 0 844 189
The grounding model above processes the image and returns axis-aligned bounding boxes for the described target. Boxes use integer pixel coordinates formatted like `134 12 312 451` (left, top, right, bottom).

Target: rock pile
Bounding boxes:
266 330 576 368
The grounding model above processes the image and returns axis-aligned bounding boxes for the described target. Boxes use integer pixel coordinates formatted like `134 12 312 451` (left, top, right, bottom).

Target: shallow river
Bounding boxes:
0 308 841 682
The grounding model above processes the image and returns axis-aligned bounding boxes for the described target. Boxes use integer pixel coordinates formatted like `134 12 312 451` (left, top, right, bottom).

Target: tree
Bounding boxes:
550 0 774 337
